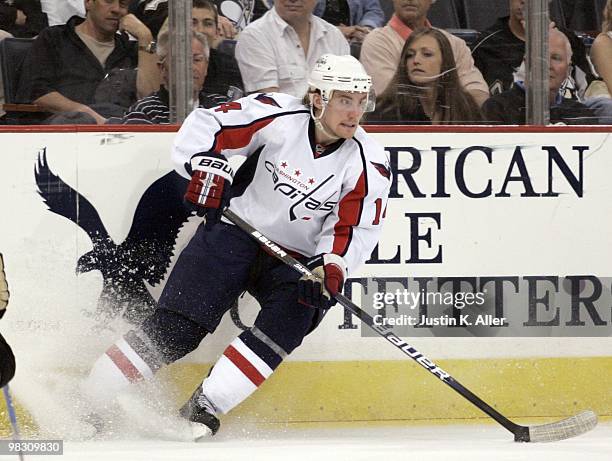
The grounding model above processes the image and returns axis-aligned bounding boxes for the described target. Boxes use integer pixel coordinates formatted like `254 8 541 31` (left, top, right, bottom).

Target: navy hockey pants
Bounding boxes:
141 221 326 365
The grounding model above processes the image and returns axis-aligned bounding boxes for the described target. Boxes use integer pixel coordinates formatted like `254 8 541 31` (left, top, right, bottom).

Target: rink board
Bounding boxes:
0 126 611 432
163 356 612 424
1 356 611 437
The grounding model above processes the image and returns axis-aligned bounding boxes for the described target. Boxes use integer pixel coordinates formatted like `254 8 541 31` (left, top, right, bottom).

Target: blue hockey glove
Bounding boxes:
297 254 347 309
184 153 234 230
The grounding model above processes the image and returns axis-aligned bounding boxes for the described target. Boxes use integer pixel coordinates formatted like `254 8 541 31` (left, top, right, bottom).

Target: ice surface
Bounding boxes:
4 422 606 461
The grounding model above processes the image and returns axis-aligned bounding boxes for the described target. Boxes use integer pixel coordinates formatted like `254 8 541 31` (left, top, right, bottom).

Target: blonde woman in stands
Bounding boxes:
591 0 612 96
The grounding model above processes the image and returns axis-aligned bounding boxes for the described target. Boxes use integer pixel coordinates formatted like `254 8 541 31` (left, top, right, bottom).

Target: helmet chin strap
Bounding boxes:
310 101 341 144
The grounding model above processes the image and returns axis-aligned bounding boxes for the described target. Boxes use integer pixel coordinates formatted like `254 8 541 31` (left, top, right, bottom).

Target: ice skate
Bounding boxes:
179 385 220 440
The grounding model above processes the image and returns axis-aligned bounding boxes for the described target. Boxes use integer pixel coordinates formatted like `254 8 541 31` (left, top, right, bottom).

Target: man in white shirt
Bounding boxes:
40 0 85 26
235 0 350 97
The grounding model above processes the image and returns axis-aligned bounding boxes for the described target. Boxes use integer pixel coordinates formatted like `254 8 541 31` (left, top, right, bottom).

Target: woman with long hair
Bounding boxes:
369 28 483 124
590 0 612 95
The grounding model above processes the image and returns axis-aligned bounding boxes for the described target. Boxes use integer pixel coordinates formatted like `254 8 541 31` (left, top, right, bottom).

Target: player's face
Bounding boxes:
86 0 129 35
405 34 442 85
321 91 367 139
192 7 218 46
275 0 318 23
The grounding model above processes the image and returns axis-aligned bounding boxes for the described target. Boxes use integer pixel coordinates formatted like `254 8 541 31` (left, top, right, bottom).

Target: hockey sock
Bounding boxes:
200 327 288 414
81 330 164 408
141 308 209 363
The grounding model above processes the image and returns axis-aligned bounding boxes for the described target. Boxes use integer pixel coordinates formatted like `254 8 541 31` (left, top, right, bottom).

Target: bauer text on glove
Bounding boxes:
184 152 234 229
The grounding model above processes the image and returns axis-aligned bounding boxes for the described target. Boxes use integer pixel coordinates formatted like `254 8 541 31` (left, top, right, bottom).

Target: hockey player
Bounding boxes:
83 54 391 438
0 253 16 388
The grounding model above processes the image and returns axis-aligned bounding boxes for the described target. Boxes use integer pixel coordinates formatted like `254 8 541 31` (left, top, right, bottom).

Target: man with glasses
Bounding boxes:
108 29 228 124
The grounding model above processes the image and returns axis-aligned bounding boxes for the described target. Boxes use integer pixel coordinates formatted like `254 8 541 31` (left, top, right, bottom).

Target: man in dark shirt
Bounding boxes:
483 29 597 125
16 0 158 124
472 0 595 98
482 84 596 124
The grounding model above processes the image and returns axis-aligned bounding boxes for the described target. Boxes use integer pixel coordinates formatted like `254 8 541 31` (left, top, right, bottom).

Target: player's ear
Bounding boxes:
311 93 323 111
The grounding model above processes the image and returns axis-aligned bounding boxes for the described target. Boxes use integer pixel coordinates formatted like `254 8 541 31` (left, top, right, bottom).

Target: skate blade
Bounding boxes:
190 421 213 442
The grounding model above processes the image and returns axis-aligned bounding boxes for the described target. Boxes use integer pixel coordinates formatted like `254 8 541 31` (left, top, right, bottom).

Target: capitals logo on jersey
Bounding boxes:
264 161 337 221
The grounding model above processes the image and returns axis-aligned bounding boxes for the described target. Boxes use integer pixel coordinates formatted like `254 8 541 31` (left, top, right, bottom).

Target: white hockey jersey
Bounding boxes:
172 93 391 274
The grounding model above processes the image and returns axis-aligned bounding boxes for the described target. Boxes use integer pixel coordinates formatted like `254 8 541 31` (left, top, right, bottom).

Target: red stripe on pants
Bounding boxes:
224 345 265 386
106 344 144 383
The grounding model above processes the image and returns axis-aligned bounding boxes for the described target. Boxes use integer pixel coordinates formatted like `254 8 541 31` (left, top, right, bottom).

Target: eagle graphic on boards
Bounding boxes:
34 149 193 325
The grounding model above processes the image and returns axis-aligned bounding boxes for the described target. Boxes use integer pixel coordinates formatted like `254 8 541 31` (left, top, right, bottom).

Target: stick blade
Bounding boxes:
526 410 598 442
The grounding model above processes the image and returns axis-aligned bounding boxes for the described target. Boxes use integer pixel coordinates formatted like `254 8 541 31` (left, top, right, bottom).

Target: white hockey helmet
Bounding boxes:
308 54 375 112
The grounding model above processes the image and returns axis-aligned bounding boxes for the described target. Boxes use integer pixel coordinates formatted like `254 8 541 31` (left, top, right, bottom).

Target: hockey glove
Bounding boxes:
0 331 15 388
185 153 234 230
297 253 347 309
0 253 8 317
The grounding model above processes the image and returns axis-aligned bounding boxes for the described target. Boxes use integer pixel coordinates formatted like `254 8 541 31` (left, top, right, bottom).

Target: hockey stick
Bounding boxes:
222 208 598 442
2 385 25 461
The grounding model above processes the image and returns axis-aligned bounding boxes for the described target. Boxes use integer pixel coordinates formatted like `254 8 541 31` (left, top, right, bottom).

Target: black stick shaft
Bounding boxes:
223 209 525 438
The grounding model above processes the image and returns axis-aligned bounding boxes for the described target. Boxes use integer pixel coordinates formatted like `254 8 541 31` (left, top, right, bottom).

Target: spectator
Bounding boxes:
125 0 244 97
15 0 159 124
313 0 385 43
192 0 244 98
191 0 219 46
369 28 482 124
472 0 596 99
127 0 229 49
235 0 349 97
590 0 612 96
482 29 597 125
360 0 488 106
39 0 84 26
108 30 228 124
0 0 48 37
132 0 238 41
584 0 612 123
